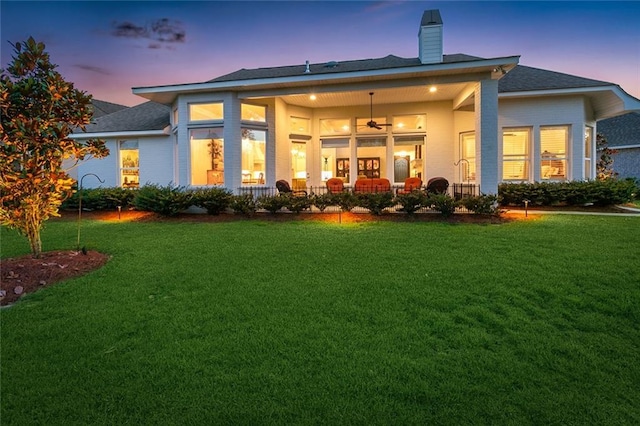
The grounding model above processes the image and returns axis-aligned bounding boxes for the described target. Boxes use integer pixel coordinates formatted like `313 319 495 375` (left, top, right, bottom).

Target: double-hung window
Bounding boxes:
540 126 568 180
502 128 530 181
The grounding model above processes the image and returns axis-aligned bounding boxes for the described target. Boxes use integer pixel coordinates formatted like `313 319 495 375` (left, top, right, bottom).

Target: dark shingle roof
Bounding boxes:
90 99 128 118
597 112 640 147
82 101 170 133
498 65 612 93
208 54 483 83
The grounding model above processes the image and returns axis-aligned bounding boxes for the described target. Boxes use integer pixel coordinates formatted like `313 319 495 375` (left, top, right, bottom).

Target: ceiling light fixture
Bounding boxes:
429 86 437 93
310 94 317 101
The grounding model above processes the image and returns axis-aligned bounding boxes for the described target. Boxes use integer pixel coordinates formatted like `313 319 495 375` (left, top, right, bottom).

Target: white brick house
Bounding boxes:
73 9 640 195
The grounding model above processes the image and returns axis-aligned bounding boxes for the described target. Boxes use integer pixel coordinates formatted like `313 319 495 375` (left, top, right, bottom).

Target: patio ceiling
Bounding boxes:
258 83 473 109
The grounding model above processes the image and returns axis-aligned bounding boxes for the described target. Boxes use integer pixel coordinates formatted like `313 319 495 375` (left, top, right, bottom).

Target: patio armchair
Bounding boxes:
276 179 307 196
396 177 423 194
326 178 345 194
426 177 449 194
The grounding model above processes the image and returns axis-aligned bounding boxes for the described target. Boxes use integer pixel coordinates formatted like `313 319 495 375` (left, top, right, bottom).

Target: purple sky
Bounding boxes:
2 1 639 107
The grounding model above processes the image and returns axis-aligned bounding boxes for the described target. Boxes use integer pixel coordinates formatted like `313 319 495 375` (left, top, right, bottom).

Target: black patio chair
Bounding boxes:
426 177 449 194
276 179 307 196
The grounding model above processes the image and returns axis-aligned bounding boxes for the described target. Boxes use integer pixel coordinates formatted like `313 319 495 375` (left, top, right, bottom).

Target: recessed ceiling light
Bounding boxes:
310 94 317 101
429 86 437 93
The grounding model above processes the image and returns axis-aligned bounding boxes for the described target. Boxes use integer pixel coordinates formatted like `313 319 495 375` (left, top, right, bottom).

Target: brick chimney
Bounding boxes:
418 10 443 64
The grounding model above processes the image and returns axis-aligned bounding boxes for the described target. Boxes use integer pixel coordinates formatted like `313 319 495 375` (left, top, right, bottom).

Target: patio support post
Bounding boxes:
474 79 499 194
224 93 243 192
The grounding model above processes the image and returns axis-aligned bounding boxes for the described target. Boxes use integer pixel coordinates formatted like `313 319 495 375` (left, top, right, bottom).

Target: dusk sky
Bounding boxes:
1 1 639 107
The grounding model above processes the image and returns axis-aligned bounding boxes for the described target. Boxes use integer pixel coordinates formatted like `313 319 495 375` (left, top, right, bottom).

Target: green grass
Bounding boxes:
2 215 640 425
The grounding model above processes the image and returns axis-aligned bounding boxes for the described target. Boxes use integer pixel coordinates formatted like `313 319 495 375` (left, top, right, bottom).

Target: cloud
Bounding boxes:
74 64 111 76
112 21 147 39
111 18 185 49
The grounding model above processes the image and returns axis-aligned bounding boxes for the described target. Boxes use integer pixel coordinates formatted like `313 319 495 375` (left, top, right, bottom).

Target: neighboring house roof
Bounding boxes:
597 112 640 148
208 54 483 83
81 101 170 134
498 65 613 93
90 99 128 118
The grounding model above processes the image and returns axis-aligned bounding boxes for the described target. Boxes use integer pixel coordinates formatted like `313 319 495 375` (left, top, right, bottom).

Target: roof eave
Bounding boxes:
70 128 171 139
500 85 640 120
132 56 520 105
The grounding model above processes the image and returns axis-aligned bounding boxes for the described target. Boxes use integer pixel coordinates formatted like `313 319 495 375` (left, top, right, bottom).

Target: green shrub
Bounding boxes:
192 187 233 215
62 187 137 211
355 192 395 215
427 193 458 217
499 179 639 207
283 194 312 214
394 190 428 215
132 184 193 216
331 191 357 212
311 193 334 212
460 194 500 215
230 194 257 216
256 194 287 213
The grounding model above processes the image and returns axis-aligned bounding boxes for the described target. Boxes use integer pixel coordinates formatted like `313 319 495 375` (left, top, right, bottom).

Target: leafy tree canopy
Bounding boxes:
1 37 108 257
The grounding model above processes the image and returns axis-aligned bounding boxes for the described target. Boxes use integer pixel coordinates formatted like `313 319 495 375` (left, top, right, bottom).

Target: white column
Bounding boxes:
224 93 242 192
475 79 499 194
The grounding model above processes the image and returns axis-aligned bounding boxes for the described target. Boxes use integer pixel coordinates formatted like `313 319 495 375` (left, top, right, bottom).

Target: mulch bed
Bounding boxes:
1 250 110 307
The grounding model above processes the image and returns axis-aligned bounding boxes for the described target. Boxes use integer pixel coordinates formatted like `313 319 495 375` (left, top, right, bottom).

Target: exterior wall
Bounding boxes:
425 101 455 181
139 136 174 186
498 95 590 182
77 140 119 188
612 148 640 180
452 110 475 183
76 136 173 189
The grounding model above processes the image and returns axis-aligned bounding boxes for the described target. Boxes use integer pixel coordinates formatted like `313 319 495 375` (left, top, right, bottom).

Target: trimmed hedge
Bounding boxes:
132 184 193 216
499 179 638 207
62 187 137 211
192 187 233 215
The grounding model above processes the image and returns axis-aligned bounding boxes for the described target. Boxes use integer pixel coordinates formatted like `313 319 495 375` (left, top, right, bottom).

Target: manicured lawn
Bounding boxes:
2 215 640 424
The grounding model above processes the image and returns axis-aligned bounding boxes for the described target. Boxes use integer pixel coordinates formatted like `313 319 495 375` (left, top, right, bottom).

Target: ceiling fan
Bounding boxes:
366 92 393 130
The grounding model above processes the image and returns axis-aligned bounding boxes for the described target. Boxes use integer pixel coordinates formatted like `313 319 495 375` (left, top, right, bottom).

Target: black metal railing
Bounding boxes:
235 183 482 214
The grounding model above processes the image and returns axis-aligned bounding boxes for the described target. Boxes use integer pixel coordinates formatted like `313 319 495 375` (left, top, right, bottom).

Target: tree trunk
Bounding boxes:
25 205 43 258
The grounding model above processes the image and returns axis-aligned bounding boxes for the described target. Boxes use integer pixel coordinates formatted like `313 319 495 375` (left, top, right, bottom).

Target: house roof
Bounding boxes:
208 54 482 83
80 101 170 134
597 112 640 147
498 65 613 93
90 99 128 118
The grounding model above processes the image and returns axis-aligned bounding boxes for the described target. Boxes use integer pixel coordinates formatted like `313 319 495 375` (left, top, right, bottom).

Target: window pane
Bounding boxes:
393 114 426 132
291 141 307 190
541 126 568 180
241 104 266 122
190 128 224 185
242 129 266 185
460 132 476 182
321 139 350 181
120 140 139 188
189 103 223 122
503 129 529 180
320 118 350 135
290 117 310 134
